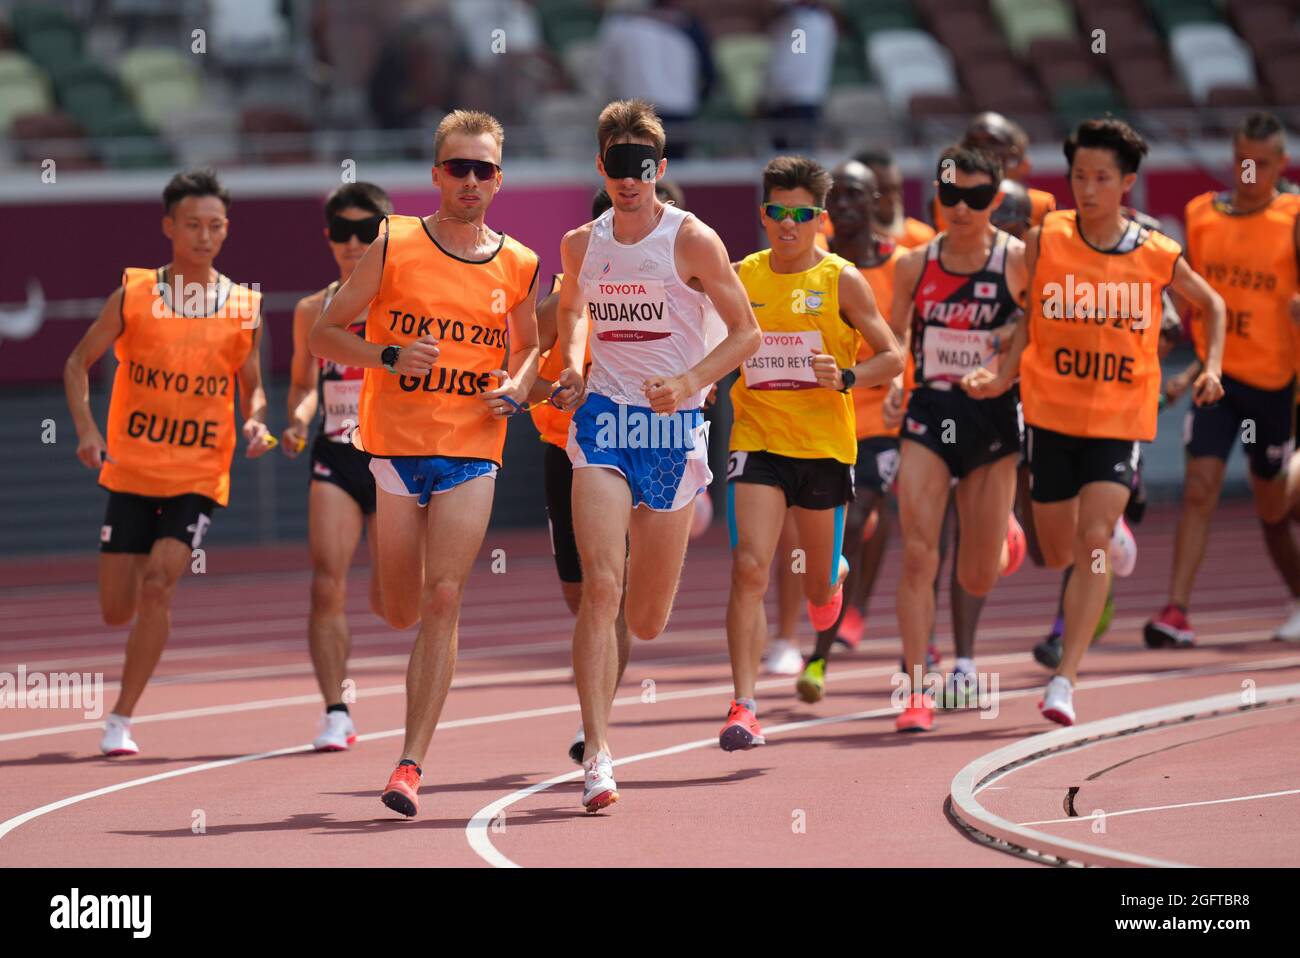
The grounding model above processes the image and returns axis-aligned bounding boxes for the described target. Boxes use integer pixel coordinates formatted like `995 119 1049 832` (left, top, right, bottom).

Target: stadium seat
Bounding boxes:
209 0 289 59
132 76 203 129
159 102 240 166
714 34 771 116
560 38 601 100
0 49 42 86
831 37 868 87
118 47 197 94
843 0 918 37
240 104 313 163
0 74 50 130
1147 0 1221 35
1052 82 1124 126
824 84 891 135
1169 23 1256 103
992 0 1075 54
866 27 955 82
537 91 601 159
1261 53 1300 104
18 25 81 66
11 109 98 169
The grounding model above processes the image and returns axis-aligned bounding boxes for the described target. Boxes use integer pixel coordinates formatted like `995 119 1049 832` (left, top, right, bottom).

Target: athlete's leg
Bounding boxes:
373 486 427 630
98 554 146 626
399 474 495 763
726 482 788 701
111 538 194 716
775 512 802 640
810 492 876 662
1053 481 1130 684
1016 460 1044 566
1167 456 1226 608
897 442 953 687
572 466 633 761
953 455 1018 599
624 498 696 642
364 513 384 619
307 480 365 706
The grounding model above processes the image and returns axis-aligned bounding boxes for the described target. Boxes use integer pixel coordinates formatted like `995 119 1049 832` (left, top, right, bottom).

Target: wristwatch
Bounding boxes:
839 368 856 392
381 345 400 373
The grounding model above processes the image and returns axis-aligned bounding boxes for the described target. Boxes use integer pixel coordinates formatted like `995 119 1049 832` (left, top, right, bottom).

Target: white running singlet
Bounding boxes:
578 204 720 408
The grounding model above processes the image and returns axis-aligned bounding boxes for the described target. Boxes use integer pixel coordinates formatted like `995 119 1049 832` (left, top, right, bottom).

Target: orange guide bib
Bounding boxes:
852 243 903 439
356 214 539 461
1184 191 1300 390
99 267 259 506
1021 210 1181 441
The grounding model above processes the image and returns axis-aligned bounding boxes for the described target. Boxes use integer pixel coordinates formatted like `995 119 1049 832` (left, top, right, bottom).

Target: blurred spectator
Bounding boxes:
596 0 715 158
368 7 463 132
760 0 836 149
449 0 543 68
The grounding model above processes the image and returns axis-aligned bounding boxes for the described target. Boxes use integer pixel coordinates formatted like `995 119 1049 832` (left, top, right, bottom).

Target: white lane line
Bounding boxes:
949 681 1300 867
464 656 1300 867
1020 787 1300 826
0 641 1098 843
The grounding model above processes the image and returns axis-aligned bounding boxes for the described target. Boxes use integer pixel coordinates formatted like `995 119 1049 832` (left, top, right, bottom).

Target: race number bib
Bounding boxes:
741 330 823 390
323 379 362 440
585 279 670 342
922 326 1000 382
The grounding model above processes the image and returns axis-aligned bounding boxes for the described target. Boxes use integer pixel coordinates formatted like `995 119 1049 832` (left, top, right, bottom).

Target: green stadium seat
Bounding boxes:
831 38 867 86
10 3 74 41
0 50 42 86
0 74 51 129
119 47 197 95
19 25 81 66
1148 0 1221 36
1052 82 1125 127
133 76 203 128
60 79 127 126
714 34 771 116
995 2 1075 56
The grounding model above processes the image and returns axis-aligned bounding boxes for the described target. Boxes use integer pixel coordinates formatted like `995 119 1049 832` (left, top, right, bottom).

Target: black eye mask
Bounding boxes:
602 143 660 181
328 214 383 243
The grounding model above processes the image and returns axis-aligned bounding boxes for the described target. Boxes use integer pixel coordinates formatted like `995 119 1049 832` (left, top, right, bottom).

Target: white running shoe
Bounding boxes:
582 749 619 813
312 710 357 751
1275 600 1300 642
764 639 804 676
1109 517 1137 578
1040 676 1075 726
100 713 139 756
568 726 585 765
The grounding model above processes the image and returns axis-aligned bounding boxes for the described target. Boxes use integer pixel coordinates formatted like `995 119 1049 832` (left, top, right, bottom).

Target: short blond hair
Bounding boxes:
597 99 666 159
434 110 505 162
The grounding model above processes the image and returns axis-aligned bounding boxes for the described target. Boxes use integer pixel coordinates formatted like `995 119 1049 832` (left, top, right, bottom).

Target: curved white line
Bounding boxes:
949 681 1300 867
467 658 1300 867
1020 786 1300 826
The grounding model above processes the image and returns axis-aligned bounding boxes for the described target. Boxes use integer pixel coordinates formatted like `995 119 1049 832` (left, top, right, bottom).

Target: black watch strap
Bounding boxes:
381 345 400 373
839 368 856 392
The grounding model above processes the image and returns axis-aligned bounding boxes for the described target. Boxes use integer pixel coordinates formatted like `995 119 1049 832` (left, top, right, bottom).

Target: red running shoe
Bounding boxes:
718 700 766 751
895 692 934 733
1001 513 1026 577
835 606 865 650
1143 604 1195 648
381 762 422 818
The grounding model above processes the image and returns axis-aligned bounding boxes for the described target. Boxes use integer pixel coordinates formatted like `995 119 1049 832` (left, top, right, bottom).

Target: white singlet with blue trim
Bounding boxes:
578 203 719 408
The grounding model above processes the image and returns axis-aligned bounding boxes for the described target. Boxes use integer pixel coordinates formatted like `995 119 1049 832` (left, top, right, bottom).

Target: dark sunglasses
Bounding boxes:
937 182 999 210
440 158 501 180
762 203 824 224
328 214 383 244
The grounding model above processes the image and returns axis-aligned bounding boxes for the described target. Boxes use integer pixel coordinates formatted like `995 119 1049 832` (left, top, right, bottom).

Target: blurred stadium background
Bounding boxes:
2 0 1298 555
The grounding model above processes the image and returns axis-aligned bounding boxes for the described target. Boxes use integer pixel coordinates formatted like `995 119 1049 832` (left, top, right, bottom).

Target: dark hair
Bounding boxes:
162 168 229 215
935 144 1003 185
656 179 686 209
591 187 613 219
762 155 833 206
1064 118 1148 175
1237 111 1285 143
324 182 393 221
855 147 895 170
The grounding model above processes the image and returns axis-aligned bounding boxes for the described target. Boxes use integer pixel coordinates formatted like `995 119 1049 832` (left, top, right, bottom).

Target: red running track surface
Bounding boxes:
1 502 1297 867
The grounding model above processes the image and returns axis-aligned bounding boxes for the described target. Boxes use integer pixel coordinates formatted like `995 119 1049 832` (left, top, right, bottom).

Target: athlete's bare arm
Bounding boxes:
1170 256 1226 405
236 315 273 458
310 222 438 377
648 217 760 415
283 290 323 458
819 266 903 390
481 270 541 417
883 247 925 428
553 224 593 411
525 287 561 405
964 235 1028 398
64 287 124 469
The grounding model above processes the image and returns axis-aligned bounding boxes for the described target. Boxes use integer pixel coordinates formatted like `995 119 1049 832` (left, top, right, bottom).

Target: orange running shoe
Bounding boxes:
718 700 766 751
1001 513 1026 577
895 692 934 733
381 762 422 817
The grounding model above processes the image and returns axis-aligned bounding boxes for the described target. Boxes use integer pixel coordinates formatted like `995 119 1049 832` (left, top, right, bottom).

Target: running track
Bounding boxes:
1 502 1297 867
